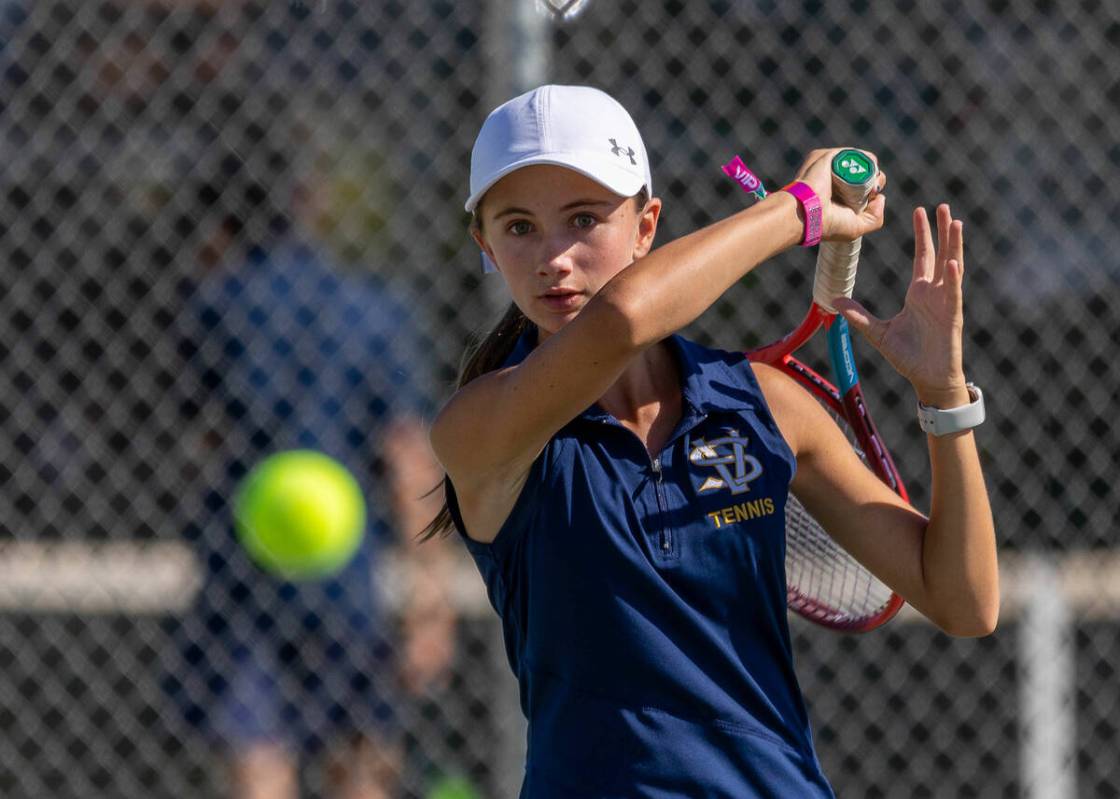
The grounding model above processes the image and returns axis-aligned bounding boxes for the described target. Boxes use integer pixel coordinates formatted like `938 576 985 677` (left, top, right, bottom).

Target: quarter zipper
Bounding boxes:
650 455 672 555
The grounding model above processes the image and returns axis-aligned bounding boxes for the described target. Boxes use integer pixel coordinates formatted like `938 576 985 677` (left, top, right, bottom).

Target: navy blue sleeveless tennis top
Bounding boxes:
447 330 834 798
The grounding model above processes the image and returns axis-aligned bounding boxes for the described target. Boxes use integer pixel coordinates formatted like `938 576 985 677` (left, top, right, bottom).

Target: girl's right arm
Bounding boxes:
431 149 885 540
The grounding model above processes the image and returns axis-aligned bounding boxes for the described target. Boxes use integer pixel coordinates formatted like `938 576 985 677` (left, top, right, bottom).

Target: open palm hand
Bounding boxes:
833 204 969 406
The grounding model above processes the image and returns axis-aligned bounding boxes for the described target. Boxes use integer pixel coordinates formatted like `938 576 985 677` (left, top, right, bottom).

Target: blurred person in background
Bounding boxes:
171 145 458 799
57 1 464 793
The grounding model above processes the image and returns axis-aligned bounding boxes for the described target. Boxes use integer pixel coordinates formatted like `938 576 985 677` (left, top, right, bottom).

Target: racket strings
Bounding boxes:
784 412 896 629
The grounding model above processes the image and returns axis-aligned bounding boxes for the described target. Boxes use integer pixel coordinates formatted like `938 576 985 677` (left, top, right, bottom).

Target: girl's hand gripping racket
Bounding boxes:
725 150 907 632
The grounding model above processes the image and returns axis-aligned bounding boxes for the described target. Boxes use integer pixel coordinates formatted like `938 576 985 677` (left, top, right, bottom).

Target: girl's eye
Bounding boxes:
508 220 533 236
572 213 596 229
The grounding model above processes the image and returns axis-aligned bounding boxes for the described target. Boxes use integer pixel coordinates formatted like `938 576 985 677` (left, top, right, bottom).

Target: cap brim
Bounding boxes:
465 152 647 213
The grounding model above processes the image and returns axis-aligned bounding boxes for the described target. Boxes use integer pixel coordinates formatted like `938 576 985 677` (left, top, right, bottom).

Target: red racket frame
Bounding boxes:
748 303 907 631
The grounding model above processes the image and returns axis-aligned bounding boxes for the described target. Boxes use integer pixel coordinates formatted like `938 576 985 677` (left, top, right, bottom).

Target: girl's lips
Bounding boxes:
540 291 583 311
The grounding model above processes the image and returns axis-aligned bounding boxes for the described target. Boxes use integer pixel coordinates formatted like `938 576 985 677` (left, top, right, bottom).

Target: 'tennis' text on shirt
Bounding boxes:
707 497 776 528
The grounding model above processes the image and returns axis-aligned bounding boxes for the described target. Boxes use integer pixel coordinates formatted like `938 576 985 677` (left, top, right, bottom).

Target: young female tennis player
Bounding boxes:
425 85 997 797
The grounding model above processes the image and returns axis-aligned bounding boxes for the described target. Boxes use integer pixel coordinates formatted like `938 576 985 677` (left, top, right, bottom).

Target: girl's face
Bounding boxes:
473 164 661 337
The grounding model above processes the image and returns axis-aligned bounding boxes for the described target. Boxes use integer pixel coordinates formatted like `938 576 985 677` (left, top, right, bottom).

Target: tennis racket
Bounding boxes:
724 149 907 632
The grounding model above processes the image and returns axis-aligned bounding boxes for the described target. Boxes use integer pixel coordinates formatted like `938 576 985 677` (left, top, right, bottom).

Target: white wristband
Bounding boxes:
917 383 985 436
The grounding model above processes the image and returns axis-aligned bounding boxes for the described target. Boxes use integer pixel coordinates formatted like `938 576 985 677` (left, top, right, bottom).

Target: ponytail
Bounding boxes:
417 302 533 540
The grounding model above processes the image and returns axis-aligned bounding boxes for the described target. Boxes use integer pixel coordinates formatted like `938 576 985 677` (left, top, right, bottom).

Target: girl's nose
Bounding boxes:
538 238 577 277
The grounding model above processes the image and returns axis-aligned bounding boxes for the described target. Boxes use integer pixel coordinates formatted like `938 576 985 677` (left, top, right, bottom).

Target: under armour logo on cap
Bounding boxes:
609 138 637 165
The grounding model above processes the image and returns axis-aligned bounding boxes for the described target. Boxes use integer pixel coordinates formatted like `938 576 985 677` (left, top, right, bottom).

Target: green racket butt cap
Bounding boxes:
832 149 876 186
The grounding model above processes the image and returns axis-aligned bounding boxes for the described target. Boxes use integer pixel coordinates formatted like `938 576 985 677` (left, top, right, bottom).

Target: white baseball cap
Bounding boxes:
466 84 652 215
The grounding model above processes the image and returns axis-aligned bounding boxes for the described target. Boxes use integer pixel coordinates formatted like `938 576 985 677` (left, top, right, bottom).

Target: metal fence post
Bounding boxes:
1019 555 1076 799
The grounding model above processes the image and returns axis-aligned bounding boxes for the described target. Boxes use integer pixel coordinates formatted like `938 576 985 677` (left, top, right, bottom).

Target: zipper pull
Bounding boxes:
650 456 670 554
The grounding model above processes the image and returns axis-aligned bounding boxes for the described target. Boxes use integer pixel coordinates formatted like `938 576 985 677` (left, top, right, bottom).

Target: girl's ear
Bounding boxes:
470 224 501 274
633 196 662 259
471 227 498 266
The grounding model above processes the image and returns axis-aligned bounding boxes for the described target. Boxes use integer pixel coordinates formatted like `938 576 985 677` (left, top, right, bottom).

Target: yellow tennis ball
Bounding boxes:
234 450 366 580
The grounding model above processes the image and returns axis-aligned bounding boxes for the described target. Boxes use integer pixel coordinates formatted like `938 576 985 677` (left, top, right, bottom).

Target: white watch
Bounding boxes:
917 383 985 436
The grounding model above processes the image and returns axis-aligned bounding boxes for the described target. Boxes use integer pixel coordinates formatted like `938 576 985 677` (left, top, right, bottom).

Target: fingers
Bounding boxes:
936 204 951 259
933 204 952 283
866 169 887 213
912 207 934 282
947 257 962 282
931 204 965 285
950 216 965 277
942 256 965 319
795 147 881 192
795 147 886 240
793 149 835 183
863 191 887 233
945 258 964 301
832 297 887 349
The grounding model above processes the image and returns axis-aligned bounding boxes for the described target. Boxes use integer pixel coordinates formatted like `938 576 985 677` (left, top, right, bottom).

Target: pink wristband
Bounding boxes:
781 181 823 247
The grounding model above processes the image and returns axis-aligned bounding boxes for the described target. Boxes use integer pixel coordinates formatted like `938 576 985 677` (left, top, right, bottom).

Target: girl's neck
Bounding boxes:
598 339 682 454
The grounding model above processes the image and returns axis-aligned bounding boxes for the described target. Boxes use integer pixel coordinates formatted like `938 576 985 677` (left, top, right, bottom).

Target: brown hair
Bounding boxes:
417 302 531 540
418 187 649 540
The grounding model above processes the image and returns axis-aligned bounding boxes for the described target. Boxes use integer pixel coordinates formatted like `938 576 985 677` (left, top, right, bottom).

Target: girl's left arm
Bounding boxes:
761 203 998 636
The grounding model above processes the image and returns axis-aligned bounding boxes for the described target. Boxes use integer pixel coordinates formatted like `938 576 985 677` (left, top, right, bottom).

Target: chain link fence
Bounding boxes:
1 0 1117 796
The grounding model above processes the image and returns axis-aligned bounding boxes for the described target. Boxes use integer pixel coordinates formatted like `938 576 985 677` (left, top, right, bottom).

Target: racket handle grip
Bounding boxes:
814 150 878 313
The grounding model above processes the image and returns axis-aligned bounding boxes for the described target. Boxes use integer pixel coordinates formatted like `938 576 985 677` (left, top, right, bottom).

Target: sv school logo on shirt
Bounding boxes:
689 430 764 495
